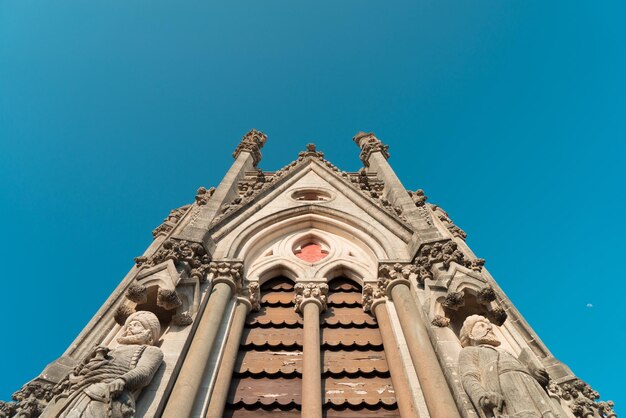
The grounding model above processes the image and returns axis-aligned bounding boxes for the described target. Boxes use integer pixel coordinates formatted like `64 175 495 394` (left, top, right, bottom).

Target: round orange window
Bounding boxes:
294 243 328 263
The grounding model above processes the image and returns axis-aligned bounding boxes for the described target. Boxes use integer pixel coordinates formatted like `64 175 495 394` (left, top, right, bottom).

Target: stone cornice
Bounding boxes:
352 131 390 166
294 283 328 313
232 129 268 167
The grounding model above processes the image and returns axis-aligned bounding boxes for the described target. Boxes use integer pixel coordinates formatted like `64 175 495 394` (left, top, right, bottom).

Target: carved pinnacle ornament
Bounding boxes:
294 283 329 313
362 283 386 313
195 186 215 206
232 129 268 166
298 143 325 159
408 189 428 207
210 261 244 293
352 131 390 166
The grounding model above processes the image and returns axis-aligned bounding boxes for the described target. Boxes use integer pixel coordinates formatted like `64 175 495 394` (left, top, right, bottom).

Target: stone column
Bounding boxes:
162 261 244 418
379 264 461 418
294 282 329 418
204 284 260 418
362 284 420 418
176 129 267 242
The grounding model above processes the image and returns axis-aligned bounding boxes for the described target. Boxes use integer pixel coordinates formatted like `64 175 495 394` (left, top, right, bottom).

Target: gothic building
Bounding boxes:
1 131 616 418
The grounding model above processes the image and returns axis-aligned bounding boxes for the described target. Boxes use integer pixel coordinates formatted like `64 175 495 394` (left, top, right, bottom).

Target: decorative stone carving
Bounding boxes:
172 312 193 326
477 286 496 304
442 291 464 310
488 306 507 326
413 240 485 284
114 304 135 326
459 315 563 418
352 131 390 166
431 314 451 327
156 288 182 310
430 204 467 240
0 380 55 418
151 204 191 238
232 129 268 166
298 143 325 159
548 379 616 418
347 169 405 221
42 311 163 418
195 186 215 206
294 283 329 313
377 263 415 295
362 283 386 312
408 189 427 207
246 282 261 311
134 239 211 282
210 261 244 293
125 284 147 304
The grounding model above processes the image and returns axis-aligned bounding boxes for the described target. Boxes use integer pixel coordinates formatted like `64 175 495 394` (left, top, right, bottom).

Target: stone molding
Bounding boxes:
210 260 244 294
294 282 329 313
352 131 390 166
429 203 467 240
548 379 616 418
232 129 268 166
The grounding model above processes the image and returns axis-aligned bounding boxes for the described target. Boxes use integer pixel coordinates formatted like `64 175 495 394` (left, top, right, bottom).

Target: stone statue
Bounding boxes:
42 311 164 418
459 315 563 418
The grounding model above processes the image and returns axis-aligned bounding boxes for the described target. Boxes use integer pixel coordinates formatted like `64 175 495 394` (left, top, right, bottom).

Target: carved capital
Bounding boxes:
294 283 328 313
352 131 390 166
238 281 260 311
232 129 268 166
377 263 414 296
362 284 386 313
210 261 244 293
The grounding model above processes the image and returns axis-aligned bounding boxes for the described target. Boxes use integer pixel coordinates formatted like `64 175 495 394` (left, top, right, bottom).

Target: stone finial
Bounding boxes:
377 263 415 296
210 261 244 293
298 143 325 159
352 131 390 166
362 284 386 313
294 283 329 313
232 129 268 166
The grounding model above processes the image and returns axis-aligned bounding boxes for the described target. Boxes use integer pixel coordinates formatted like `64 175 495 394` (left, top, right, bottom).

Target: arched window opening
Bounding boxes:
321 278 399 417
224 277 302 417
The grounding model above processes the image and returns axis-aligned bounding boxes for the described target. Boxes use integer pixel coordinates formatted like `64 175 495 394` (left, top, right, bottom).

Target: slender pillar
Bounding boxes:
294 283 328 418
374 302 420 417
388 280 460 418
163 261 244 418
205 298 252 418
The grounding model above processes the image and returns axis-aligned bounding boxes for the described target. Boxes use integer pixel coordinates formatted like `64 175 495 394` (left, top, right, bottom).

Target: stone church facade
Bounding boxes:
1 131 616 418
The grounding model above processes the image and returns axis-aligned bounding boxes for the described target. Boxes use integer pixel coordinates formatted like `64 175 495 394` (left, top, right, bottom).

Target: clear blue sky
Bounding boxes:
1 0 624 412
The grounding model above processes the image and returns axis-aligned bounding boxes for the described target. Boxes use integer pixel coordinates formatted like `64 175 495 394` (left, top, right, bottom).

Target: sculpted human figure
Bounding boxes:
42 311 164 418
459 315 563 418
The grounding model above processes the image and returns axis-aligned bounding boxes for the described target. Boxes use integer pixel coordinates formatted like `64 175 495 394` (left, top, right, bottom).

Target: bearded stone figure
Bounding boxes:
459 315 563 418
41 311 164 418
